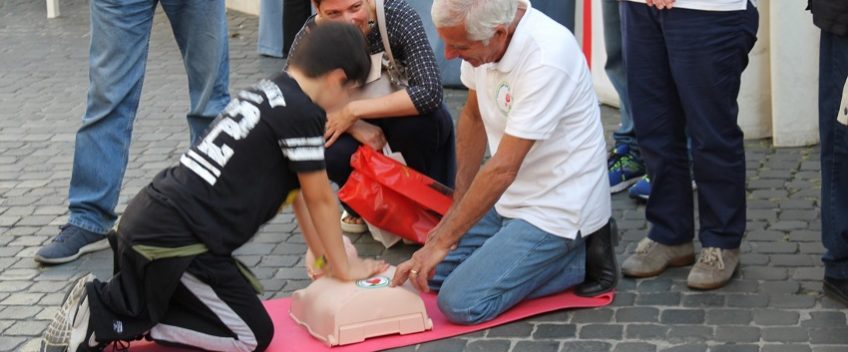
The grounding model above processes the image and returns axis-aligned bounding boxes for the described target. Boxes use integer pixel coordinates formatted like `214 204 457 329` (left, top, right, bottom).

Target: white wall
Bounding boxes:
227 0 260 16
768 0 819 146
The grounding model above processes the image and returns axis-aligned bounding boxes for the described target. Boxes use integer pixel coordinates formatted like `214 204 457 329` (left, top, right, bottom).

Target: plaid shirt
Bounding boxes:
287 0 444 114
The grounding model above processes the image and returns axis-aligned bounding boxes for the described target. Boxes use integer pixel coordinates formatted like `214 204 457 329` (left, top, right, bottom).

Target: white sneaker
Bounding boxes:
67 296 96 352
40 273 95 352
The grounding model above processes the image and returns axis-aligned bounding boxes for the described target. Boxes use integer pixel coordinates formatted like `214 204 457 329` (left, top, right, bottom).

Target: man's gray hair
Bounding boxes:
431 0 519 43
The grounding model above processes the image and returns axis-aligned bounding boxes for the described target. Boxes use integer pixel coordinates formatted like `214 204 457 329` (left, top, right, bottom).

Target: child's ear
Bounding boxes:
325 68 349 89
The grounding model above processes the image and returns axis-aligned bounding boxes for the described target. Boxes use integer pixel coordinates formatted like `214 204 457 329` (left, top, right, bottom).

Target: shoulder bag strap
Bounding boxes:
374 0 397 68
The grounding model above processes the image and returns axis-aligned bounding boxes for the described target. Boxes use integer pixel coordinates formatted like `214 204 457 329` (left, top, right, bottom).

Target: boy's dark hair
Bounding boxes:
287 22 371 87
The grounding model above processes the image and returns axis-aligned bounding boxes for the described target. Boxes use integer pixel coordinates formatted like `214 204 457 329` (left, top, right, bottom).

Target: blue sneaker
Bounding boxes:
628 175 651 201
608 144 646 193
34 225 110 265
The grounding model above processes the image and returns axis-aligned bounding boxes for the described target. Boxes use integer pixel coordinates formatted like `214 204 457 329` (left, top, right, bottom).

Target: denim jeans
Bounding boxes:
819 30 848 280
258 0 284 57
68 0 231 235
428 208 586 325
622 1 757 249
603 0 638 157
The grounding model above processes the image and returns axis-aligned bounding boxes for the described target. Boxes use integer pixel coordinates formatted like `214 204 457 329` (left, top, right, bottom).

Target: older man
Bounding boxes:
391 0 613 324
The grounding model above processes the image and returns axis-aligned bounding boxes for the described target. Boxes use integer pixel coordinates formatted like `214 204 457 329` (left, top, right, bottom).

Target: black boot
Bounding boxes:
824 276 848 307
575 218 619 297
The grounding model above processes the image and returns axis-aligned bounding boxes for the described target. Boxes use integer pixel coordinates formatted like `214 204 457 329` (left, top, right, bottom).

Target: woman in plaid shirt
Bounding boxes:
288 0 456 234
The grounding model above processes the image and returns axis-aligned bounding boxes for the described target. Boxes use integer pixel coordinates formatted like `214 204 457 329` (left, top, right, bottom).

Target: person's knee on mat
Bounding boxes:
253 317 274 352
436 286 501 325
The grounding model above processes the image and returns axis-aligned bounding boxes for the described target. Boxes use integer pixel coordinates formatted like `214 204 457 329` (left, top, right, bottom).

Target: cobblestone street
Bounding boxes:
0 0 845 351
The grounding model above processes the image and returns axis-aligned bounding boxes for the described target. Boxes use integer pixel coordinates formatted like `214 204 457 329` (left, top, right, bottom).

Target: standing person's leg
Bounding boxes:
620 2 696 278
36 0 158 265
604 0 645 193
819 30 848 306
661 5 757 289
258 0 285 57
603 0 633 146
432 210 585 325
283 0 312 55
667 5 756 251
162 0 231 145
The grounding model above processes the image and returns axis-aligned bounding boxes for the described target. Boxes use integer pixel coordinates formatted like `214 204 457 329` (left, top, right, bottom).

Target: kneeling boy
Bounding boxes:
41 22 386 352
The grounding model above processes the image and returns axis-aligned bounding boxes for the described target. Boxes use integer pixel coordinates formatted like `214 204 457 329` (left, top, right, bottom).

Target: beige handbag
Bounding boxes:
351 0 408 100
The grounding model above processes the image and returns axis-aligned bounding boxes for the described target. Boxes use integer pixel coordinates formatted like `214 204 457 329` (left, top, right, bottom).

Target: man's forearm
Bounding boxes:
431 132 536 250
431 155 517 249
453 103 487 202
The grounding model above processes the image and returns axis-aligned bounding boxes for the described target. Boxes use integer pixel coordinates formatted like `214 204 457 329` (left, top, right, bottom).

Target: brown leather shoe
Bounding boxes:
621 238 695 278
687 247 740 290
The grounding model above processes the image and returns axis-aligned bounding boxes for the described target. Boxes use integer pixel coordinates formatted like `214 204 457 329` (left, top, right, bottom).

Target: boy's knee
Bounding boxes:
252 316 274 351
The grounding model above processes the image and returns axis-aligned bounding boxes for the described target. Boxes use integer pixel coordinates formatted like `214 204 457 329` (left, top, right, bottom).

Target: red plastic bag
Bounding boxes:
338 146 453 244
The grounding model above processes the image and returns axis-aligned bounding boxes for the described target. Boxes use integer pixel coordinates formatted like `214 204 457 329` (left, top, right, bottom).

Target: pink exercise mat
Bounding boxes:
129 290 614 351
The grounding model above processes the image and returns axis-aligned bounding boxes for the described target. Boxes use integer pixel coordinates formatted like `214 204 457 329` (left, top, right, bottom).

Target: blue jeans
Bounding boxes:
603 0 638 156
258 0 283 57
819 30 848 280
622 1 757 249
428 208 586 325
68 0 231 235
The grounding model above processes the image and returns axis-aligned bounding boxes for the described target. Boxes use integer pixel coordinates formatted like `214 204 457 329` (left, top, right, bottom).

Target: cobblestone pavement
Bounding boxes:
0 0 846 351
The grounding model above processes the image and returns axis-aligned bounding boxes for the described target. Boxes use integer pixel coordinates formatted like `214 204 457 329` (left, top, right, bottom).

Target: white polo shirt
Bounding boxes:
460 0 610 239
622 0 756 11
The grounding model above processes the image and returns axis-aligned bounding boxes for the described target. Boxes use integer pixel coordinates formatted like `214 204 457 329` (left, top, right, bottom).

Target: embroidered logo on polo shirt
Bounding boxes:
496 81 512 113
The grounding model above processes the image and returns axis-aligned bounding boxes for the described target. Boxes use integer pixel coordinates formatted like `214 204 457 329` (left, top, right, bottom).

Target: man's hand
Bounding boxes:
346 120 387 150
646 0 675 9
391 240 452 292
325 104 358 147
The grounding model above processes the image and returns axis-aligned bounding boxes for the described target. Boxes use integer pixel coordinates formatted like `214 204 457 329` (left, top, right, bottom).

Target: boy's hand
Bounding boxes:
304 248 327 280
305 235 359 280
336 257 388 281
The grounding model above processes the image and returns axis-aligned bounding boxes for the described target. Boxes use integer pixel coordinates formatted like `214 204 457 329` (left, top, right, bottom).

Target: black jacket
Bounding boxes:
810 0 848 36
